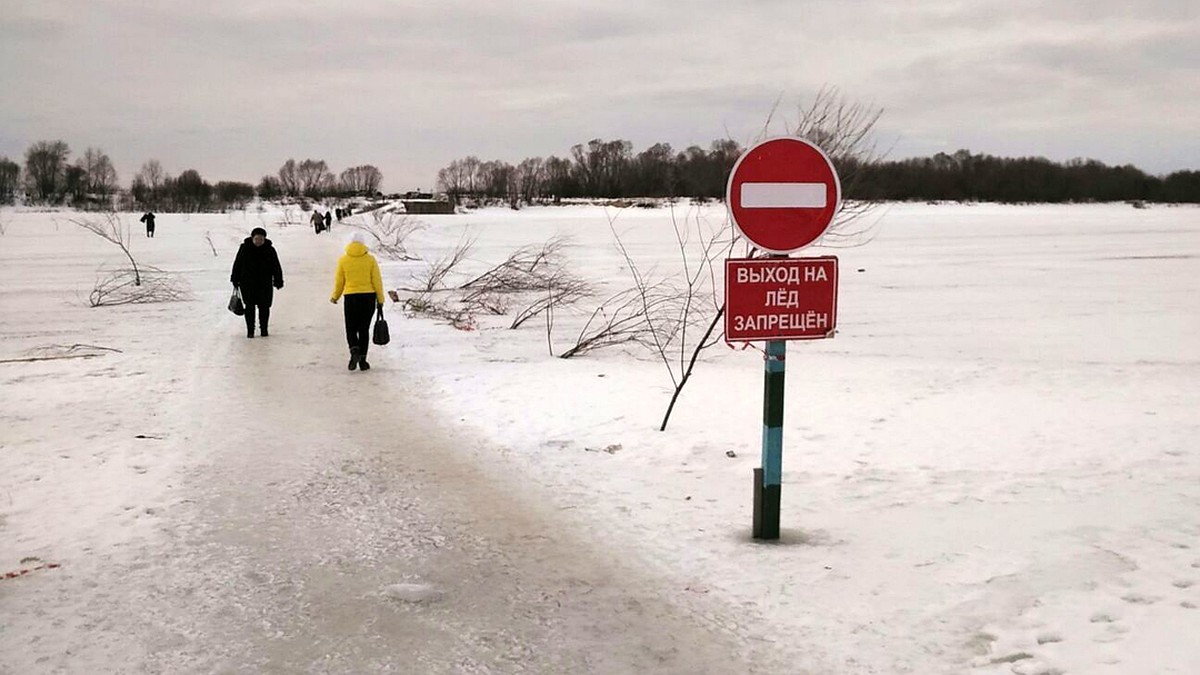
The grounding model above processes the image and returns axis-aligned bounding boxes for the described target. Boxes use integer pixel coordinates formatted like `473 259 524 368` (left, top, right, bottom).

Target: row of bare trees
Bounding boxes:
3 141 120 205
435 139 743 207
847 151 1200 203
1 142 383 209
129 161 256 212
257 159 383 199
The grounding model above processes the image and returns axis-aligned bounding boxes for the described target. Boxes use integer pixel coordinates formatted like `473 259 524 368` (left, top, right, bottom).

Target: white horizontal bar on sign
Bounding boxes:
740 182 826 209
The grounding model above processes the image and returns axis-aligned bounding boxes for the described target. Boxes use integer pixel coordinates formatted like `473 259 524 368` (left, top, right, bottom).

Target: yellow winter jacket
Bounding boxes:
331 242 385 303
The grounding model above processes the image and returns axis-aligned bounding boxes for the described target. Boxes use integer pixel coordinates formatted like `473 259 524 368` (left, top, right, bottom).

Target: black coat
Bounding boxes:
230 238 284 306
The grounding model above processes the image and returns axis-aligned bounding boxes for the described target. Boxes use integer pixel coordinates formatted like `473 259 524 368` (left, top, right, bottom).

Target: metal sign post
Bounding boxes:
754 339 786 539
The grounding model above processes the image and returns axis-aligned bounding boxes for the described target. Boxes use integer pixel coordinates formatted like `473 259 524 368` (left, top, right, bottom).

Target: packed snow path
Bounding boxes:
0 226 771 674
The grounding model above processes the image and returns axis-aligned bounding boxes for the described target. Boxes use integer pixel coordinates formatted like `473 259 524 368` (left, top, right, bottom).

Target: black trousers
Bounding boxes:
245 303 270 335
343 293 376 357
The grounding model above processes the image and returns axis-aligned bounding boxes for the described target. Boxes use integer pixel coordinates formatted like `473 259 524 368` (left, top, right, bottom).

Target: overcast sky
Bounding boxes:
2 0 1196 191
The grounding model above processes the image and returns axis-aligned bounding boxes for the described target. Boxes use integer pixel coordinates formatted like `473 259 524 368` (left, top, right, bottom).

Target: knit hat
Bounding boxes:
250 227 267 237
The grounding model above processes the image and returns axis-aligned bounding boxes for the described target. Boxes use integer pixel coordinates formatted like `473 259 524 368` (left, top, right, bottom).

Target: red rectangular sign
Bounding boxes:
725 257 838 342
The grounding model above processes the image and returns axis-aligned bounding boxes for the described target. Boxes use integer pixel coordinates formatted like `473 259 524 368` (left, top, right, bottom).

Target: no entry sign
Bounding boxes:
725 257 838 342
726 137 841 254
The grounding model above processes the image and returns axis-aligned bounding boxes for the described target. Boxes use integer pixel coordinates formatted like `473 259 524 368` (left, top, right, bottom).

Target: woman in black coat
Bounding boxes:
230 227 284 338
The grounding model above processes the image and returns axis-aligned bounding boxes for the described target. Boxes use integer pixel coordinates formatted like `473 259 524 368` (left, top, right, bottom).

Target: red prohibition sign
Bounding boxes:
726 137 841 254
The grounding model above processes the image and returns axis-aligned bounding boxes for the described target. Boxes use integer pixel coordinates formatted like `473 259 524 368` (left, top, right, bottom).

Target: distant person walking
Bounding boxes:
311 209 324 234
324 210 333 231
140 211 156 237
330 231 385 371
231 227 284 338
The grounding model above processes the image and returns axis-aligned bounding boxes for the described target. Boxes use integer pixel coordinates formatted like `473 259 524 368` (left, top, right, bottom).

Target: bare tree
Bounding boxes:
352 209 424 260
649 207 738 430
510 270 592 330
461 156 481 199
411 234 476 295
73 214 189 306
86 266 189 307
24 140 70 203
78 147 119 196
296 159 334 197
436 159 470 204
515 157 544 205
396 233 592 334
558 282 683 359
778 86 887 246
133 159 166 207
454 235 592 324
139 159 165 191
340 165 383 195
0 157 21 204
73 213 142 285
394 234 478 330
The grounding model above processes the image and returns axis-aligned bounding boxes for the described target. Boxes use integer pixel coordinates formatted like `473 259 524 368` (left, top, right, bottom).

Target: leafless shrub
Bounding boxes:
73 214 143 285
774 86 887 247
559 282 684 359
455 236 593 328
87 265 190 307
353 210 424 260
413 234 476 294
73 214 189 306
461 236 568 292
510 271 592 329
398 234 595 333
395 234 477 327
400 294 477 331
653 206 738 430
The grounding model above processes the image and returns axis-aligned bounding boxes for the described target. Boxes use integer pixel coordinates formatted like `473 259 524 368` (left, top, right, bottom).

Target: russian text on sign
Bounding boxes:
733 312 830 332
735 266 828 285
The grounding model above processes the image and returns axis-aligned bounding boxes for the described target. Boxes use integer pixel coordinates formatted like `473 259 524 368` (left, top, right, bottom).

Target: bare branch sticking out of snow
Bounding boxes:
87 266 191 307
353 211 425 260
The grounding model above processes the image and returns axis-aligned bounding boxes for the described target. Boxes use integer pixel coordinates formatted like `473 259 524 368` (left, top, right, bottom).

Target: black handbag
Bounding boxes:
372 305 390 346
228 289 245 316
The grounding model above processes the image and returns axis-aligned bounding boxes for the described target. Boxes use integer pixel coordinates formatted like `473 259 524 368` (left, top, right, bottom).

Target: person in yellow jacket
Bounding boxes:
330 231 386 371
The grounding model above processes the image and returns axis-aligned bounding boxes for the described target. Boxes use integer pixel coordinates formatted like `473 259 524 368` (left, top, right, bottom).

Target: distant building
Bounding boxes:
402 198 455 215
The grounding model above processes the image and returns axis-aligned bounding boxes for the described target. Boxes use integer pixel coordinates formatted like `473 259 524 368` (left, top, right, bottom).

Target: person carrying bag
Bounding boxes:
330 231 386 371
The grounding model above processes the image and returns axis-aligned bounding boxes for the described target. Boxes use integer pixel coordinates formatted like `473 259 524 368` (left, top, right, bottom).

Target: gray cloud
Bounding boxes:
1 0 1195 189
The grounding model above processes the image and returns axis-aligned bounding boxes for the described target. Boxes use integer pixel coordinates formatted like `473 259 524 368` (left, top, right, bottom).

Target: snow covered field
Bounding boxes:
2 201 1198 674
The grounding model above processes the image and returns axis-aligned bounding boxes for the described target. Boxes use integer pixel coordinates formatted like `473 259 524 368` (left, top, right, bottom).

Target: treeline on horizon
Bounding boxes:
3 137 1197 209
438 139 1199 205
0 140 383 210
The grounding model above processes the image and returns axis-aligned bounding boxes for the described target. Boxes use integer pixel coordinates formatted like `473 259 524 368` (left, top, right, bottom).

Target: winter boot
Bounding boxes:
348 346 360 371
358 356 370 371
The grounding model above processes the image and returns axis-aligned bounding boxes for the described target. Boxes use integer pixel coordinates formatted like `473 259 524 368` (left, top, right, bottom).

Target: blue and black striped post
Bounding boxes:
753 339 786 540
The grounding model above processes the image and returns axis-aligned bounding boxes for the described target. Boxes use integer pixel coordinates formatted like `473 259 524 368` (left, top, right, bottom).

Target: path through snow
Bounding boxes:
0 219 778 674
